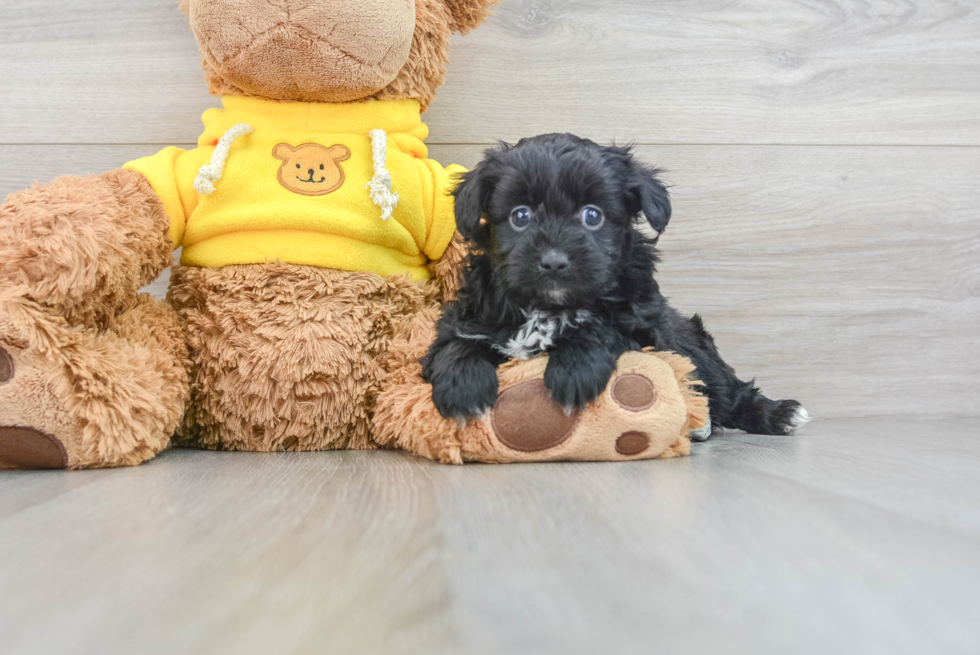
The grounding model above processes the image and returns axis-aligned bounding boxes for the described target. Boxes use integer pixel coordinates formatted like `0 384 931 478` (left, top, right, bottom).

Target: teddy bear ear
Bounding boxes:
272 143 295 161
177 0 189 17
442 0 502 34
327 145 352 162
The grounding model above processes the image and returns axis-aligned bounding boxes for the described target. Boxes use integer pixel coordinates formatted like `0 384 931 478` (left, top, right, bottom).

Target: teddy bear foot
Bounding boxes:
372 323 708 464
0 426 69 470
474 351 708 463
0 344 81 470
0 295 189 470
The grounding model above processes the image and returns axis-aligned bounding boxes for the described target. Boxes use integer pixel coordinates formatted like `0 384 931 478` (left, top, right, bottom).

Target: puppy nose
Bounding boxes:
539 249 570 274
308 169 315 176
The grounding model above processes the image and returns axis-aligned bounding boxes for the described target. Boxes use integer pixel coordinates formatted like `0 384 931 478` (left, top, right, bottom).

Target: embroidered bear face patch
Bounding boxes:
272 143 351 196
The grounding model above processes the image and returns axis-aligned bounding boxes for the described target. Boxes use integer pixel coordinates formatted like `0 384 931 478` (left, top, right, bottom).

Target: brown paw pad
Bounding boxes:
491 379 579 452
611 374 657 412
0 347 13 385
615 431 651 456
0 426 68 470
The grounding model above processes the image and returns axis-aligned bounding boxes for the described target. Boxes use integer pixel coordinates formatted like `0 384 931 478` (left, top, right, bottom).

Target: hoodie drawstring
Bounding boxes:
194 123 254 195
366 129 399 220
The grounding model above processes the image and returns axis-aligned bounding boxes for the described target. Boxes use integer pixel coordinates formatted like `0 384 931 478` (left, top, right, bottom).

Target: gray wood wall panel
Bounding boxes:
1 0 977 419
1 0 978 145
3 144 977 419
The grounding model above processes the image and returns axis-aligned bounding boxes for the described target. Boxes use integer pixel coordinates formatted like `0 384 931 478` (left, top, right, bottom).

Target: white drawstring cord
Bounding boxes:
194 123 254 195
366 129 399 220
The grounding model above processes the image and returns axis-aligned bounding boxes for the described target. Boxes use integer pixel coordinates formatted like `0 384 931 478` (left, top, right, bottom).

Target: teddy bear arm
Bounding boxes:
415 159 468 301
123 144 216 249
0 167 189 470
419 160 463 261
0 168 173 328
428 231 469 303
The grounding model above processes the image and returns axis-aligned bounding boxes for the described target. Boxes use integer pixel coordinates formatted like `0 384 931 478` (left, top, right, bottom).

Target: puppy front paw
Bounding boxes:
544 349 617 412
431 359 500 422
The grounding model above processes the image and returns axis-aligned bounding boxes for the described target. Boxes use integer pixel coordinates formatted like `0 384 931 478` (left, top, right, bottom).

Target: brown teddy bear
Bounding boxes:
0 0 706 470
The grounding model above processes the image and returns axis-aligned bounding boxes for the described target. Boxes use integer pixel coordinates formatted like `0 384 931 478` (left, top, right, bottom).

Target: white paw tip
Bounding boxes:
785 406 810 433
690 419 713 442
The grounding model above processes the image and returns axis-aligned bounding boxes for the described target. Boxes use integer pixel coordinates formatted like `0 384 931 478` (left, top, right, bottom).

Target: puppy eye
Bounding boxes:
509 206 533 231
581 205 605 230
320 164 325 170
296 164 301 169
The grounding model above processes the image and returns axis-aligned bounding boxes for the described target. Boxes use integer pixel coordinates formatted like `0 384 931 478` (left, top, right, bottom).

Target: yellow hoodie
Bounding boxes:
123 97 463 279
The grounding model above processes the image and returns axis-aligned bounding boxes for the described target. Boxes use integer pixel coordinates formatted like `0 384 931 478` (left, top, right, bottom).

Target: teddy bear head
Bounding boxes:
179 0 499 110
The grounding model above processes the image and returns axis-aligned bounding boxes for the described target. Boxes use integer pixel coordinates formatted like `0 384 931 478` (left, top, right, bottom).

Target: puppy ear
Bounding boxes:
629 163 672 235
453 157 497 242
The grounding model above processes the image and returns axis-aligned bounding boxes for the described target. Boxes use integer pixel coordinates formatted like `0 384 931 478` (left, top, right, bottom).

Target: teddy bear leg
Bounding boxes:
469 351 708 462
0 169 180 469
0 294 188 470
169 263 436 453
374 309 709 464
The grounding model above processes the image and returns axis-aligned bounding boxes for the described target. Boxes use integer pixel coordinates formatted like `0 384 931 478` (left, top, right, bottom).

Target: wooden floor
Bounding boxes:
1 418 978 654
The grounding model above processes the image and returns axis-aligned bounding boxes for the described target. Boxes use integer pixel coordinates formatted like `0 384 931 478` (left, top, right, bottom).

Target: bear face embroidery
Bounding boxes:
273 143 351 196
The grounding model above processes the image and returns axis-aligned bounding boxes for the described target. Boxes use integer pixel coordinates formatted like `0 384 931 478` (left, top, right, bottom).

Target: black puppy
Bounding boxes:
422 133 808 438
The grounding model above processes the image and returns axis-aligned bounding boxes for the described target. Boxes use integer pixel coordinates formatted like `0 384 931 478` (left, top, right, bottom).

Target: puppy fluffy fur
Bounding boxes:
422 133 808 436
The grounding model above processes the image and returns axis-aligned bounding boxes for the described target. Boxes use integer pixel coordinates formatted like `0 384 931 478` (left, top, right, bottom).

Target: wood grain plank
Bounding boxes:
1 418 978 654
0 0 207 145
434 0 980 145
4 144 974 418
428 420 980 654
0 451 460 655
0 145 188 190
1 0 978 146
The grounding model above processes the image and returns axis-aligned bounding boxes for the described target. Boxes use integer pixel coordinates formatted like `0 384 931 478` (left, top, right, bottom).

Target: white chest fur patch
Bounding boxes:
495 310 593 361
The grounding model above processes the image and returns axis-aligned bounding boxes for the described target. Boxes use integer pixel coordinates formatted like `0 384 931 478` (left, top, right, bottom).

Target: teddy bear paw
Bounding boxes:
474 351 706 463
0 324 82 471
